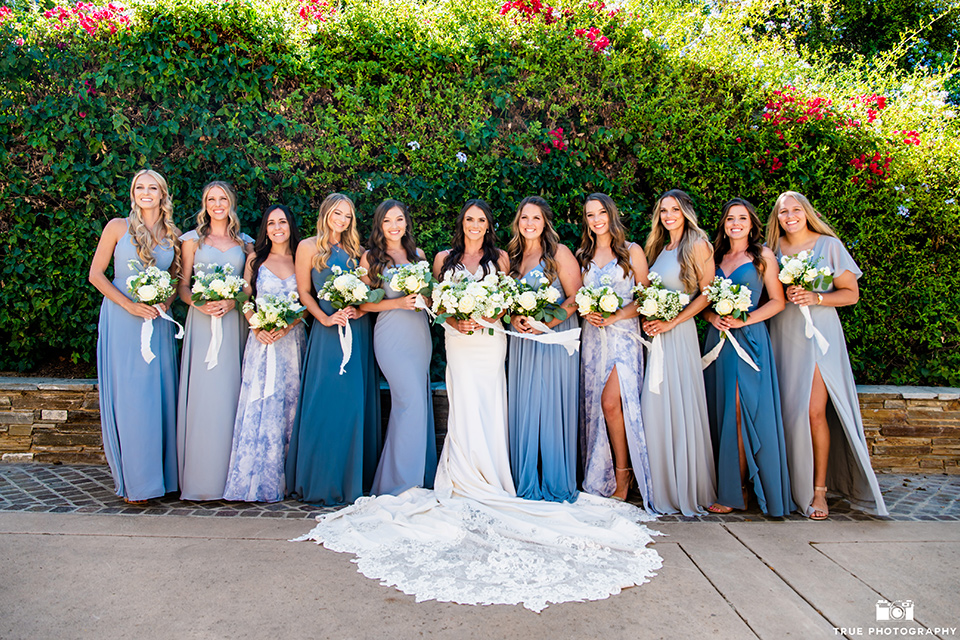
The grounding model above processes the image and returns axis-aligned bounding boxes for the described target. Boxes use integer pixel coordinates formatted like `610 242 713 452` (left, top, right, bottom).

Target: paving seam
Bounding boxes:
0 531 299 542
675 537 763 640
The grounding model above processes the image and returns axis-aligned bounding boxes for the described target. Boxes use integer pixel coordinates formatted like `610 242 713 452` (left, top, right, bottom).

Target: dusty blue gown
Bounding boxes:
703 262 795 516
507 265 579 502
97 224 178 501
370 265 437 495
223 266 307 502
177 230 251 501
285 246 382 505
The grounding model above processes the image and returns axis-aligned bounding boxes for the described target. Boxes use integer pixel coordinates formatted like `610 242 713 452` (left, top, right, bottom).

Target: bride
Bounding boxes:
296 200 662 612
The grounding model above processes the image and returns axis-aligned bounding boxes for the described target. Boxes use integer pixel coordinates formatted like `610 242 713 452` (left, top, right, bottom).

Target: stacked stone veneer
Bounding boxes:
2 378 957 473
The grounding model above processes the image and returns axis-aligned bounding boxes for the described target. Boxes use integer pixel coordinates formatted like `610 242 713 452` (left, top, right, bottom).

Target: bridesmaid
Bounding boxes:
702 198 794 516
640 189 716 516
177 181 253 501
506 196 582 502
766 191 887 519
577 193 654 505
88 169 179 503
285 193 381 505
223 205 307 502
359 199 437 495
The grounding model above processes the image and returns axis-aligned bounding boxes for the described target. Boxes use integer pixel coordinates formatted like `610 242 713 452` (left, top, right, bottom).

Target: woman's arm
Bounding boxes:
296 239 349 327
88 218 159 319
643 239 713 335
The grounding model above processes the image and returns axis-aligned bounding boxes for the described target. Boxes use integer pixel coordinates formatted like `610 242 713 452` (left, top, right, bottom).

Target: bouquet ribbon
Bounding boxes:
701 329 760 372
205 315 223 370
140 304 185 364
594 322 665 393
800 306 830 355
337 316 353 375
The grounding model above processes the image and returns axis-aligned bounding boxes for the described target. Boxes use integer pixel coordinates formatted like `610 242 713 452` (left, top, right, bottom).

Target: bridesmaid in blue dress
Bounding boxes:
359 199 437 495
223 205 307 502
177 181 253 501
577 193 654 505
285 193 381 505
89 169 180 503
702 198 794 516
506 196 582 502
640 189 716 516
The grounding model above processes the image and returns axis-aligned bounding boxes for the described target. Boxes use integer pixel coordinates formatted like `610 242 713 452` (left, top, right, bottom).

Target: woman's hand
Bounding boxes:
457 318 480 334
786 285 819 307
394 294 419 311
124 301 161 319
196 299 233 317
510 315 532 334
585 311 619 328
253 329 276 345
642 317 675 337
716 315 746 331
321 308 353 327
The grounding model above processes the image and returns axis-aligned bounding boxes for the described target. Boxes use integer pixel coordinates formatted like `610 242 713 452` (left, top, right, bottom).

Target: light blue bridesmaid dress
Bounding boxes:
370 265 437 495
97 223 178 501
222 266 307 502
285 245 382 505
703 262 795 516
507 264 579 502
176 230 251 501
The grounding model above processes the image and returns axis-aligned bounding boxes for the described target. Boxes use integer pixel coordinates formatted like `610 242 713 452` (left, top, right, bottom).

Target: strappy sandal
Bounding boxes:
707 484 749 514
810 486 829 520
612 467 633 502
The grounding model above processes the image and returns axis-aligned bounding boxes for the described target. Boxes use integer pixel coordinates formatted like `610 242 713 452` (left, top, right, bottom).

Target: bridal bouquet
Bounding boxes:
431 270 515 334
632 272 690 321
386 260 435 297
701 276 758 371
575 276 623 318
126 260 174 306
191 263 248 370
243 292 305 332
778 251 833 354
319 265 385 374
505 270 566 325
126 261 183 364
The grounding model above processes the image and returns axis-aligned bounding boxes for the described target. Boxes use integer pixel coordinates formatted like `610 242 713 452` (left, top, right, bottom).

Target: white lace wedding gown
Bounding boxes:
295 267 662 612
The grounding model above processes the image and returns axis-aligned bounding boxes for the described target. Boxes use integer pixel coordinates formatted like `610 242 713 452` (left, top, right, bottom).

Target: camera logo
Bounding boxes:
876 600 915 621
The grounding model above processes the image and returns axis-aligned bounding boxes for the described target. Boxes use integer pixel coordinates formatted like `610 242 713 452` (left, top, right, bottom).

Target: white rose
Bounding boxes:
715 298 735 316
266 311 279 324
545 287 560 304
803 268 818 282
192 281 205 294
640 297 659 316
404 275 421 292
352 284 367 300
137 284 158 302
678 293 691 306
735 298 750 312
657 289 668 302
599 294 619 313
517 291 538 311
248 315 262 329
457 294 476 314
333 275 353 292
778 270 793 284
820 267 833 276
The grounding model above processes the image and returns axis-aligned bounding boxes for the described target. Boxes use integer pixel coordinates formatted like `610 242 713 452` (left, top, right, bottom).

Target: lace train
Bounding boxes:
294 489 662 612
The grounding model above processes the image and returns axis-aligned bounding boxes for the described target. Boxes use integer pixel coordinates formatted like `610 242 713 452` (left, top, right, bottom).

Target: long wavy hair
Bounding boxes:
765 190 839 254
644 189 710 294
312 193 362 271
366 199 420 286
440 199 500 277
195 181 243 246
127 169 180 275
713 198 765 278
506 196 560 283
249 204 302 301
575 193 632 279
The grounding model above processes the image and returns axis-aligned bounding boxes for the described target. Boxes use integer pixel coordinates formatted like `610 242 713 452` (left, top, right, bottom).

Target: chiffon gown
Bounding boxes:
770 235 888 516
641 247 717 516
222 267 307 502
177 230 252 501
507 265 579 502
296 265 662 612
97 225 178 501
285 245 382 506
370 266 437 495
703 263 795 516
580 256 654 507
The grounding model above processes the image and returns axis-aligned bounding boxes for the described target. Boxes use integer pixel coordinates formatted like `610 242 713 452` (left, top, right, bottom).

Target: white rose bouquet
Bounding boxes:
386 260 436 297
190 262 248 306
243 292 306 332
319 265 386 309
777 250 833 290
505 270 567 325
126 260 183 364
631 272 690 321
431 270 515 335
701 275 760 371
126 260 175 306
575 275 623 318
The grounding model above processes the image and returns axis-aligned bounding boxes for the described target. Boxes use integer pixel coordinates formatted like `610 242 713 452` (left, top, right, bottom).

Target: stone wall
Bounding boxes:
2 378 958 473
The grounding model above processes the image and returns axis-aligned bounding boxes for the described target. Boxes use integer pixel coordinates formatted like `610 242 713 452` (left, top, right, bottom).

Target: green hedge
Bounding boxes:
0 0 958 385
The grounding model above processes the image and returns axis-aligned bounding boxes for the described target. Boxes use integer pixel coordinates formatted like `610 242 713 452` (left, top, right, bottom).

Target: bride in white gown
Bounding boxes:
295 200 662 612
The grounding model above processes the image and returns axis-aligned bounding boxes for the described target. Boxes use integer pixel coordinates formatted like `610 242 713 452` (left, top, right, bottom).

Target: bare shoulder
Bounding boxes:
693 238 713 260
416 248 427 260
298 237 318 256
103 217 128 238
760 245 777 261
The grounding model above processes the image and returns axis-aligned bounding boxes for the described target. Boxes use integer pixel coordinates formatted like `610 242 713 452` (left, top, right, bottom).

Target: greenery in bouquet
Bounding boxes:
320 265 385 309
778 252 834 291
575 275 623 319
126 260 175 306
385 260 436 297
505 270 567 324
431 270 515 333
190 263 248 306
632 272 690 322
702 275 752 322
242 292 305 332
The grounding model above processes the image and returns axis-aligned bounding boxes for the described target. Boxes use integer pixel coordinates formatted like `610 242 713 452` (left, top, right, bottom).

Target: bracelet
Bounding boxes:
816 293 823 305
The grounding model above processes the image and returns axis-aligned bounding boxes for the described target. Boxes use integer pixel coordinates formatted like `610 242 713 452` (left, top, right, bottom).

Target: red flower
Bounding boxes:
79 111 86 118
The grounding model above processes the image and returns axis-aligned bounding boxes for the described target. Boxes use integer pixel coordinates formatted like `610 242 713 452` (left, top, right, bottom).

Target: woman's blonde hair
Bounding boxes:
507 196 560 283
127 169 180 275
765 190 839 254
312 193 361 271
644 189 710 293
195 181 243 246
